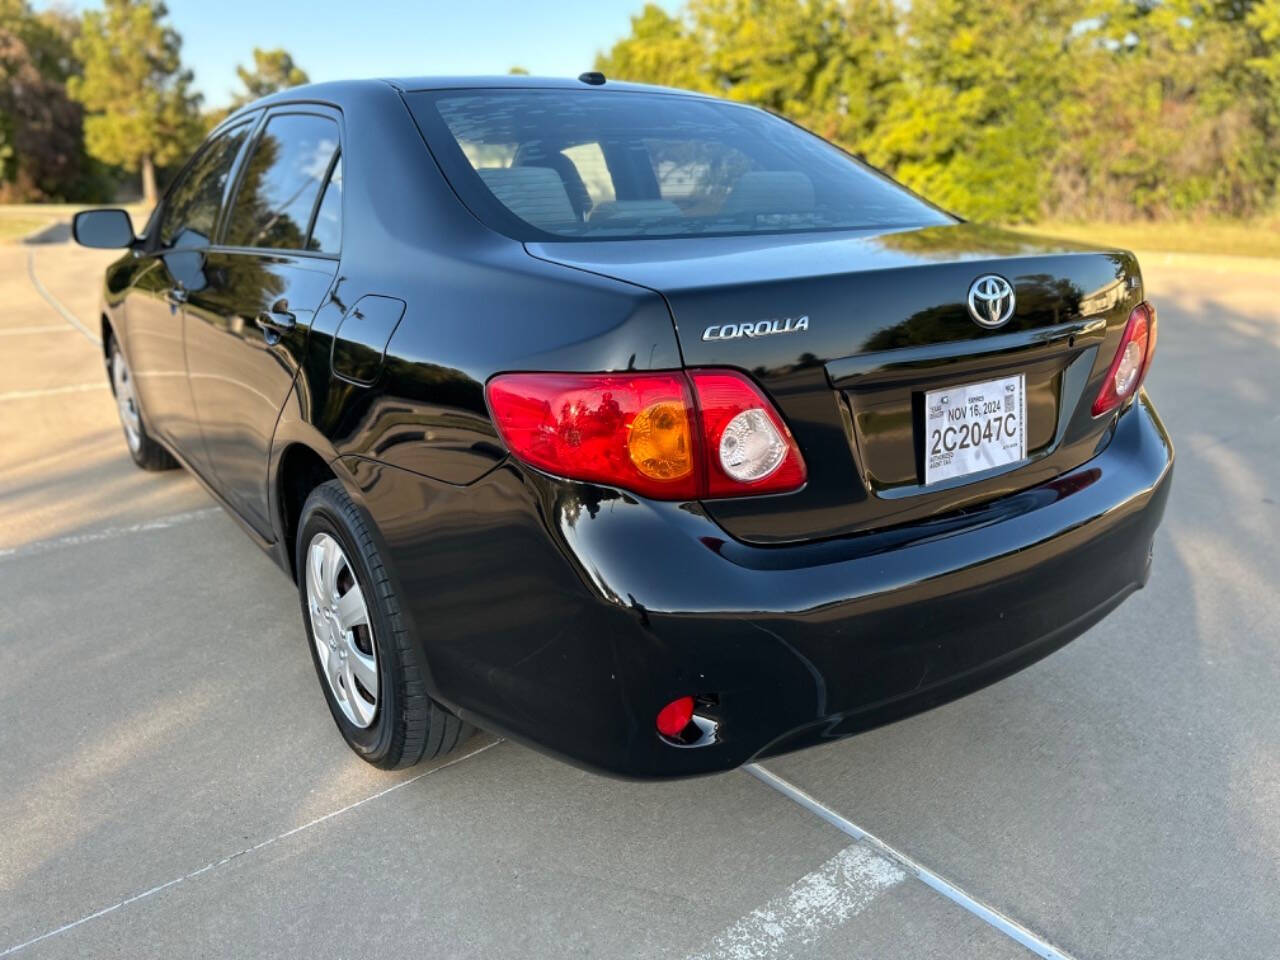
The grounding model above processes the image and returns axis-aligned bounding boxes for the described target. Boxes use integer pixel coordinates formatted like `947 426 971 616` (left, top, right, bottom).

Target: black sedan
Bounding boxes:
73 74 1172 778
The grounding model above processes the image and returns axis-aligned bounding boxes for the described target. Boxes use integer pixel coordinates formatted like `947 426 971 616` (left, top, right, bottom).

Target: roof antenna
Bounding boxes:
577 71 606 86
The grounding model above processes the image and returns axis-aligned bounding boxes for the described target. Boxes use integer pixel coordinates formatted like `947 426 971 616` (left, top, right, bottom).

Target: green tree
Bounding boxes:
1244 0 1280 190
864 0 1078 222
1248 0 1280 112
1052 0 1279 219
69 0 201 206
230 46 308 108
602 0 1280 222
691 0 899 138
595 3 709 92
597 0 903 149
815 0 904 151
0 0 91 200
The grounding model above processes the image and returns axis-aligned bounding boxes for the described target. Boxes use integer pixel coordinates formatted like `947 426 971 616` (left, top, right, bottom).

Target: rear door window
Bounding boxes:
407 90 952 241
224 114 340 251
158 123 252 248
307 152 342 253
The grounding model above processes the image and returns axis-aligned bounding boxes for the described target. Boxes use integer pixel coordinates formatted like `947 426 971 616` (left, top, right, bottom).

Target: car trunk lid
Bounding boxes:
527 223 1143 544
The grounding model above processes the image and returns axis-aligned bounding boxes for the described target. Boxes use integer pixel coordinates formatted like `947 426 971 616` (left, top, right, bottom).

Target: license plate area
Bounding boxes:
924 374 1027 485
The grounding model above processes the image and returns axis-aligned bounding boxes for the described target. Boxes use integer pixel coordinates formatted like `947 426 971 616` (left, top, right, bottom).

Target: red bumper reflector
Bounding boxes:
656 696 695 737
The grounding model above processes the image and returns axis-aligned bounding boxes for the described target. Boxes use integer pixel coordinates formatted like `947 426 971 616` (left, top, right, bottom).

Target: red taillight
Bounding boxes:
485 369 806 500
656 696 695 737
485 372 697 499
1092 301 1157 417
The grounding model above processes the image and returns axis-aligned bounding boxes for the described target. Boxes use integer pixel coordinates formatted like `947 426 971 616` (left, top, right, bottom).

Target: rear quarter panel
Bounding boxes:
290 83 683 487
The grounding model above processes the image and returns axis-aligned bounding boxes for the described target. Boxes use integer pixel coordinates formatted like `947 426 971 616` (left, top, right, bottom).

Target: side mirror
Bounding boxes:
72 209 136 249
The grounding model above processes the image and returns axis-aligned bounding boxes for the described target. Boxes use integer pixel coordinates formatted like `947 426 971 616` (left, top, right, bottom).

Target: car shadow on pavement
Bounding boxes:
0 424 208 550
22 221 71 244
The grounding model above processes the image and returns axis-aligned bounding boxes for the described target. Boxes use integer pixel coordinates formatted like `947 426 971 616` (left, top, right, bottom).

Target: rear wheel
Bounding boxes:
110 342 175 471
296 480 472 768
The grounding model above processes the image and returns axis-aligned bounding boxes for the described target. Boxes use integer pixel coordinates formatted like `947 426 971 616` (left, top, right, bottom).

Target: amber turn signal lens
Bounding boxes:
628 401 693 481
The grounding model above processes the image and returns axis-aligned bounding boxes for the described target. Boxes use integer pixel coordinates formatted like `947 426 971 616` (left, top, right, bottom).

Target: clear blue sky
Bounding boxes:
38 0 673 108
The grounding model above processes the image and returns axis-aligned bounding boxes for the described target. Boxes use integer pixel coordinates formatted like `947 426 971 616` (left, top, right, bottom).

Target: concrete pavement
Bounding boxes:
1 235 1277 958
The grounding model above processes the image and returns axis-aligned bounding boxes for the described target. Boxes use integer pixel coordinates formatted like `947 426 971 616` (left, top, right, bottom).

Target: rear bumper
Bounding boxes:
347 393 1173 779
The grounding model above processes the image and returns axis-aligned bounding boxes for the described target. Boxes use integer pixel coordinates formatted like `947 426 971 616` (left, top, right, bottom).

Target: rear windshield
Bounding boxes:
406 89 953 242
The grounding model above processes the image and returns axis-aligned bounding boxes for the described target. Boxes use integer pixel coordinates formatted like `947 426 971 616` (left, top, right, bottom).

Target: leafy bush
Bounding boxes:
598 0 1280 223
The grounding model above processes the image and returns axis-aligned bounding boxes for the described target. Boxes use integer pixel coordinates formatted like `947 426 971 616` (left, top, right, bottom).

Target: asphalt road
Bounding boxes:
2 235 1277 959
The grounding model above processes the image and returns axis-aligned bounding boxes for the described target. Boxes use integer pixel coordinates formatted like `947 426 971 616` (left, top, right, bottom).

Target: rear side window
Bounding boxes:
407 90 952 241
159 123 251 247
224 114 339 251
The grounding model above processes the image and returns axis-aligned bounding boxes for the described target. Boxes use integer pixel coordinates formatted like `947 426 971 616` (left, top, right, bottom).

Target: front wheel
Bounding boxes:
110 342 175 471
296 480 472 768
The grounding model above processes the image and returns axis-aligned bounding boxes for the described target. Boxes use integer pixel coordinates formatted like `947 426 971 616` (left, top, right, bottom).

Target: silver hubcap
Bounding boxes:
306 533 379 728
111 347 142 453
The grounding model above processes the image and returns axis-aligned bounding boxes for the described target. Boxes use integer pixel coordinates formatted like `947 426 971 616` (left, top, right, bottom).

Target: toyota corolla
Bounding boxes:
72 75 1173 778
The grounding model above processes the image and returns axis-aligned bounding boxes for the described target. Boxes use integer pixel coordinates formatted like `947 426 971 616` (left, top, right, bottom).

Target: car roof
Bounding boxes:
387 75 703 95
224 74 717 122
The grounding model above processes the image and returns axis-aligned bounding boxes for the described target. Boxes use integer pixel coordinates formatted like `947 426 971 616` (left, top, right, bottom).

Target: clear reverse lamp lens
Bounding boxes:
1113 341 1144 397
718 408 785 482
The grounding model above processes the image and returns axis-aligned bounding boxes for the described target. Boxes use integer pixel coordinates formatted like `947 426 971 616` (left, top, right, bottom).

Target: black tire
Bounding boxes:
296 479 472 768
108 340 176 471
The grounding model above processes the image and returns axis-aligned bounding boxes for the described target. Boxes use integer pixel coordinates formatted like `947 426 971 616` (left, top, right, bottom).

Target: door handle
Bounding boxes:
165 286 187 308
255 300 296 337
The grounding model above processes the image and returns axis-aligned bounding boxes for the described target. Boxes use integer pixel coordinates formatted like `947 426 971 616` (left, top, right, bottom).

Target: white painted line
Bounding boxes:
25 248 102 345
687 844 905 960
746 764 1080 960
0 737 505 958
0 508 222 561
0 382 107 402
0 324 78 337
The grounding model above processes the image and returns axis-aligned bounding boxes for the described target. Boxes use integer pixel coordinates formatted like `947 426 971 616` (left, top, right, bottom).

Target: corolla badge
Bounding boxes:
967 275 1015 328
702 315 809 342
